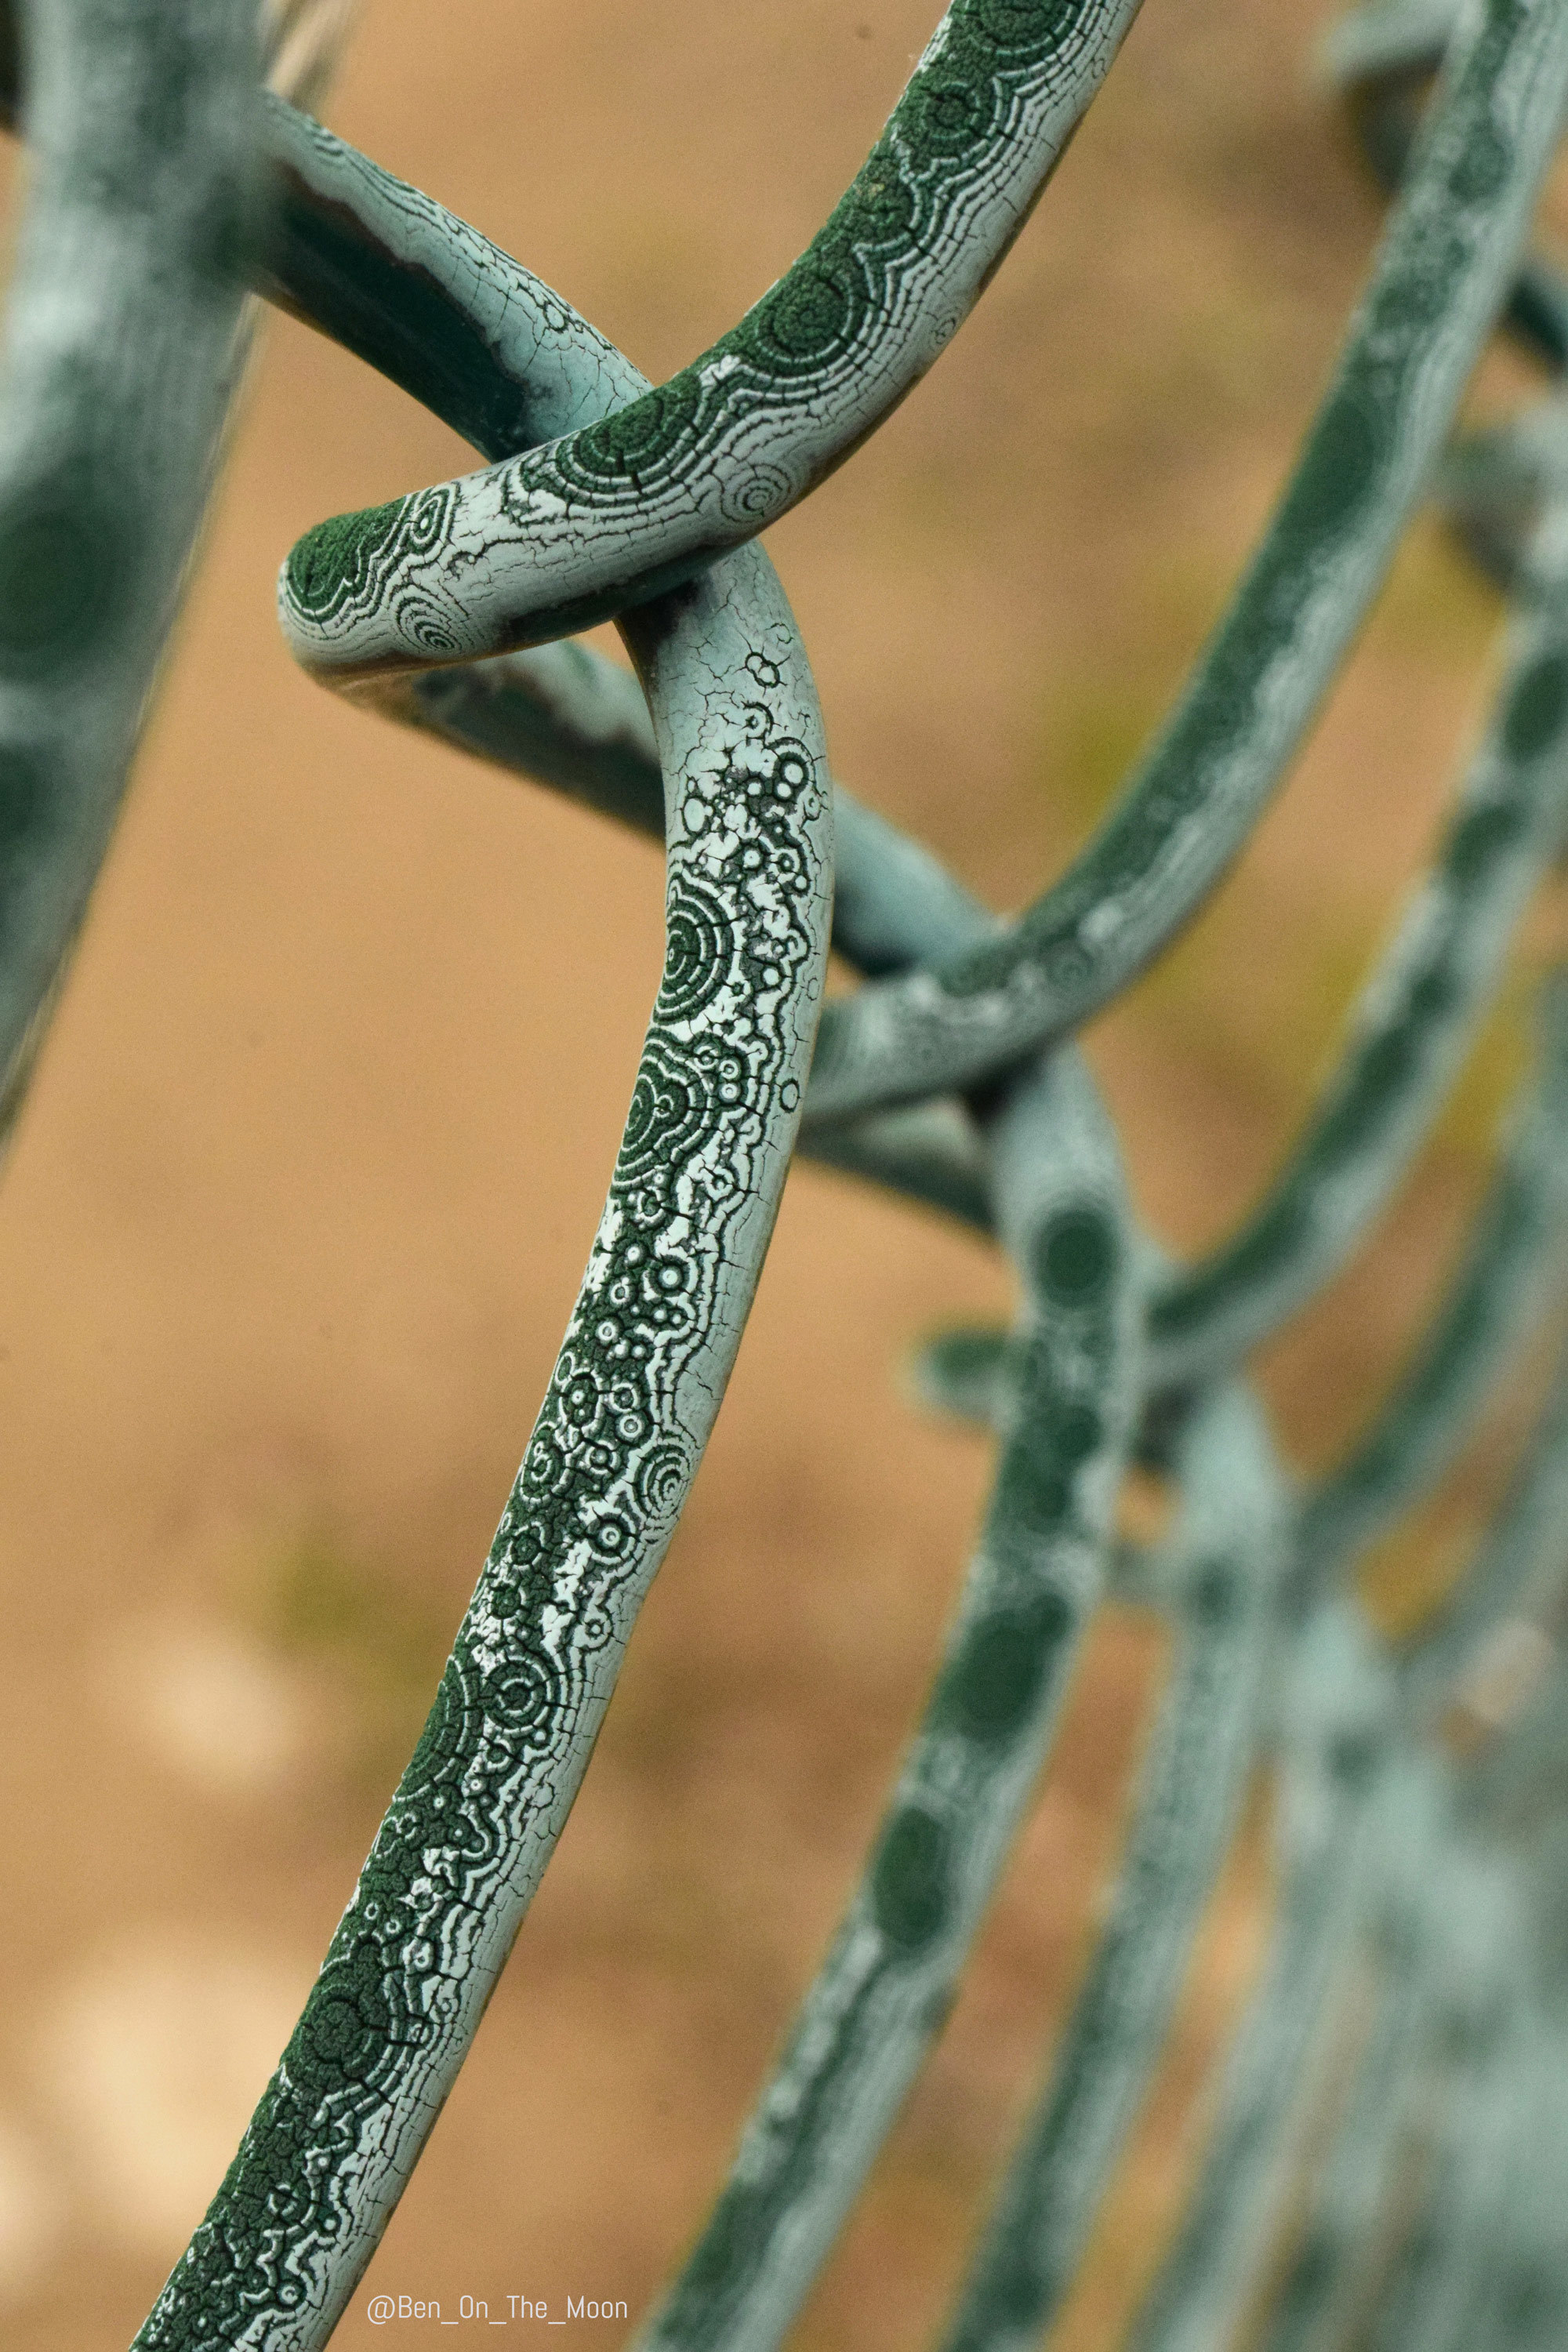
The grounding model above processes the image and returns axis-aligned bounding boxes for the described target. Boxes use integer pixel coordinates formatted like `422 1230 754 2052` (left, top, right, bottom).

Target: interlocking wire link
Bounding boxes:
273 0 1145 680
3 0 1568 2347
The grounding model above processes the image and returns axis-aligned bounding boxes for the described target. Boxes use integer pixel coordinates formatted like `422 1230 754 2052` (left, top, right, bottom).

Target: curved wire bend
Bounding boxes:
274 0 1145 681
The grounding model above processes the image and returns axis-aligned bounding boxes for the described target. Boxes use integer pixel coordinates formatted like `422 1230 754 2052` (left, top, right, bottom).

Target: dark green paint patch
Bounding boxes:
1284 2236 1336 2306
0 486 123 674
1151 1192 1310 1343
285 495 408 618
922 1326 1009 1389
1287 392 1382 546
289 1940 395 2096
1406 964 1456 1024
953 2252 1055 2352
905 70 993 158
1381 253 1465 343
994 1381 1105 1535
672 2178 771 2310
943 1589 1072 1746
1004 1453 1071 1530
757 267 856 364
1036 1203 1116 1307
573 375 703 481
1447 117 1509 205
975 0 1079 54
851 147 919 248
1446 795 1524 886
873 1805 951 1951
0 746 49 861
1311 1023 1418 1171
1052 1400 1102 1463
1501 651 1568 762
1328 1728 1381 1790
1188 1558 1238 1628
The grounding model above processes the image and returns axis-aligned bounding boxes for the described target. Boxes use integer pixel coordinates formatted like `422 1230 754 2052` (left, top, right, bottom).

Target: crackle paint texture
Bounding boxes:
7 0 1568 2347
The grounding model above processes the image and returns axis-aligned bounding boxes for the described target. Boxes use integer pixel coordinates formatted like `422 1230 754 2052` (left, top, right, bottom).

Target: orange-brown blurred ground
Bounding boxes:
0 2 1560 2347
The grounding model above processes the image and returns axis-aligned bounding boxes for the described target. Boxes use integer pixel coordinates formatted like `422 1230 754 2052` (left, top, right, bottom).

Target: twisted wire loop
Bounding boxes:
1 0 1566 2341
157 8 1568 2349
844 410 1568 1410
273 0 1145 681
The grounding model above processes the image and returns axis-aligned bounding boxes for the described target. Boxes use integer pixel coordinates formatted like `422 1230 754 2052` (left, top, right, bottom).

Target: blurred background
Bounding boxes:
0 0 1561 2343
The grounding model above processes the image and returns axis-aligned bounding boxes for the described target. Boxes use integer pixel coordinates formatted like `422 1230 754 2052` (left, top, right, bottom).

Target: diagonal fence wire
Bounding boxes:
4 0 1568 2347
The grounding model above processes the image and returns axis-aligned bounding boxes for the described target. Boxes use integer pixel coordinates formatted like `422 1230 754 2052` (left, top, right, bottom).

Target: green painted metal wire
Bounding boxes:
803 0 1568 1124
909 961 1568 1445
637 1051 1140 2352
274 0 1147 677
2 0 1568 2345
140 112 841 2352
938 1382 1290 2352
1253 1759 1450 2352
1292 983 1568 1606
1121 1603 1399 2352
0 0 256 1135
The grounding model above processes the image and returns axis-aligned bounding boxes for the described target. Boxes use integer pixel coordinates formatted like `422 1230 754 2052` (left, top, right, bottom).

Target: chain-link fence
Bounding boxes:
5 1 1568 2346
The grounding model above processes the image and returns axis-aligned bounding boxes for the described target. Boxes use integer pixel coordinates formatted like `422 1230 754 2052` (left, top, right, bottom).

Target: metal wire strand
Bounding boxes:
0 1 258 1142
634 1051 1142 2352
936 1381 1290 2352
136 105 840 2352
803 0 1568 1126
0 4 1554 2343
274 0 1148 679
